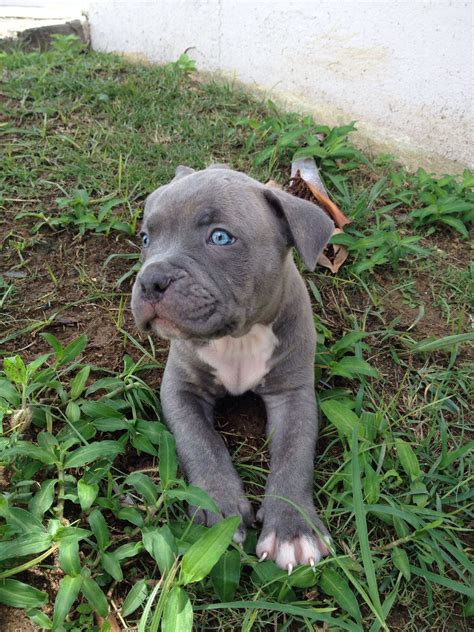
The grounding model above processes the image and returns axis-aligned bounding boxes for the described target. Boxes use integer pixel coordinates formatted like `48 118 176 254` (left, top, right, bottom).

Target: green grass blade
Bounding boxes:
81 577 109 617
0 579 48 608
88 509 111 550
64 440 124 468
351 426 385 627
142 525 177 575
369 574 402 632
210 549 241 602
59 537 81 576
137 581 162 632
0 533 52 561
180 516 240 585
52 575 83 629
406 332 474 353
159 430 177 488
319 566 362 623
161 586 193 632
410 566 473 597
122 579 148 617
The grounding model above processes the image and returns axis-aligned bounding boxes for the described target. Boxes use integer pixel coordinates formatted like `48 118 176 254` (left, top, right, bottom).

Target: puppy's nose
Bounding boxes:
139 267 172 302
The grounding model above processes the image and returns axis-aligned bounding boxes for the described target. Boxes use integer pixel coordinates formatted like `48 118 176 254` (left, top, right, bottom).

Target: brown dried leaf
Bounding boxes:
290 157 351 228
305 181 351 229
317 231 348 273
95 614 122 632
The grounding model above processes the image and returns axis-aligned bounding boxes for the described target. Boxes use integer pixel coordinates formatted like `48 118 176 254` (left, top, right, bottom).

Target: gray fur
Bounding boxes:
131 166 334 566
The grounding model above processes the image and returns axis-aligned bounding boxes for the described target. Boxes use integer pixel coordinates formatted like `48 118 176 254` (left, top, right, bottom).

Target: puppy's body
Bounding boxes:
131 166 334 571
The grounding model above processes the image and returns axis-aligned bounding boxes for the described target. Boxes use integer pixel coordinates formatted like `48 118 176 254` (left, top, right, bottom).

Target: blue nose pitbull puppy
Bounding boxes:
131 165 334 572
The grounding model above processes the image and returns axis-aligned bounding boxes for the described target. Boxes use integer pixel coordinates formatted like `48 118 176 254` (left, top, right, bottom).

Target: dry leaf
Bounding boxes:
95 613 122 632
305 180 351 229
317 228 348 273
290 157 351 228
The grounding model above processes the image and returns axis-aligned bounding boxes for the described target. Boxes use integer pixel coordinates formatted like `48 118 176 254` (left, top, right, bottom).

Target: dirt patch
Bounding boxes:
0 605 39 631
215 393 267 449
1 224 140 367
375 269 450 337
423 232 467 268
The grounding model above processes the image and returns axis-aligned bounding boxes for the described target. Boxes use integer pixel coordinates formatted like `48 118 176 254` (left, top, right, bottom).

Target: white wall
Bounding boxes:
88 0 473 174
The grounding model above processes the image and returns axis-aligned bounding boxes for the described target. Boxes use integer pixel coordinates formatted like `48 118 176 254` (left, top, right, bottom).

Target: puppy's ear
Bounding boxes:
173 165 195 180
264 188 334 271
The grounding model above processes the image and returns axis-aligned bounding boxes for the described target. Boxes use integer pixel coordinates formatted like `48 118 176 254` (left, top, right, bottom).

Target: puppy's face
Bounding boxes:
131 167 333 340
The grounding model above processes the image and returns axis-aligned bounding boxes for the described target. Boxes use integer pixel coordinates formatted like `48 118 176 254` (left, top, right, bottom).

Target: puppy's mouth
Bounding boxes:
134 298 231 340
145 315 183 339
146 314 239 341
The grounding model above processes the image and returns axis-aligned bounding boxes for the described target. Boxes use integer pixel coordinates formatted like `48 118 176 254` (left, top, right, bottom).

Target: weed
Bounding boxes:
234 110 366 176
391 168 474 238
16 190 137 236
169 52 197 74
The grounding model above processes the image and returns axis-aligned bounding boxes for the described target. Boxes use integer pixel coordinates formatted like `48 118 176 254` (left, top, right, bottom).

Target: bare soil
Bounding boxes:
0 605 39 631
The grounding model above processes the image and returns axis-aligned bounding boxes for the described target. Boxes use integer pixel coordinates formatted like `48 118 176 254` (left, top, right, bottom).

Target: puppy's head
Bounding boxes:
131 165 333 340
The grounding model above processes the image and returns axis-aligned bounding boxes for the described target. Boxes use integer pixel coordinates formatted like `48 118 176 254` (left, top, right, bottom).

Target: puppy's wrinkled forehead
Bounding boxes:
143 169 265 232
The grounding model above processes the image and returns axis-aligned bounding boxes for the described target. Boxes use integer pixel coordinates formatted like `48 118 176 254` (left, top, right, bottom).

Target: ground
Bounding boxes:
0 37 472 631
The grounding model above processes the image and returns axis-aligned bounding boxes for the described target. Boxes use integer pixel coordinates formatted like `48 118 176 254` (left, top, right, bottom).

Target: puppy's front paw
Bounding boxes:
256 501 331 573
189 489 255 544
256 531 331 573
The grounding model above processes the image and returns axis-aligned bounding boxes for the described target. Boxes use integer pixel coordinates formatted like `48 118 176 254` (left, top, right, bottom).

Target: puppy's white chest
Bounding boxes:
197 324 278 395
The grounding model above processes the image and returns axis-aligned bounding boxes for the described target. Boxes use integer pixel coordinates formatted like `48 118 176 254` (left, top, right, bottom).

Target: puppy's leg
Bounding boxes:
256 388 331 572
161 371 254 543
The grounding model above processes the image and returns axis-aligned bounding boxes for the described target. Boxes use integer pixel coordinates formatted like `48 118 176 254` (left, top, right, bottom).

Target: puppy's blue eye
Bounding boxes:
141 233 150 248
209 229 235 246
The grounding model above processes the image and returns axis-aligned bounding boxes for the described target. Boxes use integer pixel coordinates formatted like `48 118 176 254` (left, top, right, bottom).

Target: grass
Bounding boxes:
0 36 473 631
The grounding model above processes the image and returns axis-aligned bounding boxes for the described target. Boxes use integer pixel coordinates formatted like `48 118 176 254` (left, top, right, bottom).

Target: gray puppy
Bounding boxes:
131 165 334 572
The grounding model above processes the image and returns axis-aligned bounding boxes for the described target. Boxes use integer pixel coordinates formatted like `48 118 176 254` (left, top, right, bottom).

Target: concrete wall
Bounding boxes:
0 1 89 38
88 0 473 174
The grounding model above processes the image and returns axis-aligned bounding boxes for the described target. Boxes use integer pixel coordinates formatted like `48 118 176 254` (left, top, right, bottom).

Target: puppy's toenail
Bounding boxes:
287 563 293 575
259 551 268 562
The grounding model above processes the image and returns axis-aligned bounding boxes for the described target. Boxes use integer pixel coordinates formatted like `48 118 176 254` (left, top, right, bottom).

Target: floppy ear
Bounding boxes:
264 188 335 271
173 165 195 180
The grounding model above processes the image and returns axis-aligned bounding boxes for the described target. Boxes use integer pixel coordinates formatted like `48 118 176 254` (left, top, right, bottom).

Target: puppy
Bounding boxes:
131 165 334 571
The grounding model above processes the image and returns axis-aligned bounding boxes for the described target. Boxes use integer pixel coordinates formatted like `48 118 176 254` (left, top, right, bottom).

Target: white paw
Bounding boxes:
256 532 332 574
